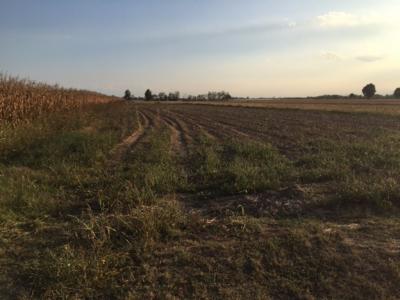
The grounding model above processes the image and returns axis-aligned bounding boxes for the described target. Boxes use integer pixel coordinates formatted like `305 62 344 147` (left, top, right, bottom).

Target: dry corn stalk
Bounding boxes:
0 74 113 126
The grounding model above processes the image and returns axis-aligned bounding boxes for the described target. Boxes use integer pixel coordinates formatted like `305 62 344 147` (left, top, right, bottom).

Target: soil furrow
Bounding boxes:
160 113 192 156
107 110 151 166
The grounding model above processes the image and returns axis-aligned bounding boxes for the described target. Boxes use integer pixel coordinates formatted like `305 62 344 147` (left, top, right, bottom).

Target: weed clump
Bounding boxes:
188 137 292 196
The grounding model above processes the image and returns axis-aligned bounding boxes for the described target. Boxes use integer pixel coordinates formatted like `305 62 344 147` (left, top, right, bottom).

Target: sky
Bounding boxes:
1 0 399 97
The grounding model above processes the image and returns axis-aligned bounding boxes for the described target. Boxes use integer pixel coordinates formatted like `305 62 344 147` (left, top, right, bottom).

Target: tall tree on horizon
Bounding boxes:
362 83 376 99
124 89 132 100
145 89 152 101
394 88 400 99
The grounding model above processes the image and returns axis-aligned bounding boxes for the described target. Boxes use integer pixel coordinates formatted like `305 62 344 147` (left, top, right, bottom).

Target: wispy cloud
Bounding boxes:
318 12 360 28
154 20 298 42
317 11 381 28
318 52 385 63
320 51 343 61
356 55 384 62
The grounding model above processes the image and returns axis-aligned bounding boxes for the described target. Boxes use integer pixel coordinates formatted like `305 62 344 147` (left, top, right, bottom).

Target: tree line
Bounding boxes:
123 89 232 101
123 84 400 101
347 84 400 99
307 84 400 100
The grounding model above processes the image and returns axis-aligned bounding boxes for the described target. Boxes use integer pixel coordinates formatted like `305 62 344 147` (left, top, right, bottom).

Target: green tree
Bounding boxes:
145 89 152 101
168 91 180 101
394 88 400 99
124 89 132 100
362 83 376 99
158 92 167 101
349 93 358 99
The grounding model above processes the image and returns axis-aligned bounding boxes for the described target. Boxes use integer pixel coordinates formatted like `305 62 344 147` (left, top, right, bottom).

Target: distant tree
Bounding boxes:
124 89 132 100
349 93 357 99
168 91 180 101
159 92 167 101
197 94 207 101
362 83 376 99
207 91 232 101
207 92 217 101
394 88 400 99
217 91 224 100
222 92 232 100
145 89 152 101
188 95 199 101
313 94 342 100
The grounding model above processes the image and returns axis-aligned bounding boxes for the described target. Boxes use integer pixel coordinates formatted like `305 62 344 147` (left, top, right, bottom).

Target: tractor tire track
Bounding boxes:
159 116 187 155
169 106 305 159
165 109 227 140
107 110 151 167
170 108 298 156
137 108 188 156
143 107 208 156
170 109 251 142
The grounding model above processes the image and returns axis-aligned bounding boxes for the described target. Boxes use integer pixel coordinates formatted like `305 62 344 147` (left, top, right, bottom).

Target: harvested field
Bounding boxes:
1 100 400 299
182 98 400 115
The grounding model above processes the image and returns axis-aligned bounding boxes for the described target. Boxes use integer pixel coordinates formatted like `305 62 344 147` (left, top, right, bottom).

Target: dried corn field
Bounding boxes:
0 74 112 125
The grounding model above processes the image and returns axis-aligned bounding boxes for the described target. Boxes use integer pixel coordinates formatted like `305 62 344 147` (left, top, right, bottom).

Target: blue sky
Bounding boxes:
1 0 399 97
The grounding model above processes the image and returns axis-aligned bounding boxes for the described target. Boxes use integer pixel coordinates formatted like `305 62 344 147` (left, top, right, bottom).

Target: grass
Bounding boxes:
1 101 400 299
187 137 292 196
296 134 400 210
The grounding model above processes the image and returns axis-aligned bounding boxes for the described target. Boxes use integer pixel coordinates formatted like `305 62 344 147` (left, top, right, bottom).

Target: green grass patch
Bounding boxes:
296 134 400 209
187 137 292 196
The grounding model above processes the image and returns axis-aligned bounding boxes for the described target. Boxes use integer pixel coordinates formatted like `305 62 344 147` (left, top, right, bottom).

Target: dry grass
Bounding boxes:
2 98 400 298
0 74 112 125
